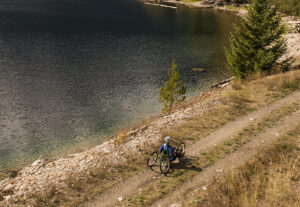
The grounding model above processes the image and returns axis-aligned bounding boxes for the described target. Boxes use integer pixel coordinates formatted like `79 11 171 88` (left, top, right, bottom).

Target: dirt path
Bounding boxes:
82 90 300 207
152 109 300 207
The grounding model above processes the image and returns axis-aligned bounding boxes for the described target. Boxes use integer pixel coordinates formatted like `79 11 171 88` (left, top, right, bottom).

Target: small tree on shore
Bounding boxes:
225 0 293 79
159 60 186 114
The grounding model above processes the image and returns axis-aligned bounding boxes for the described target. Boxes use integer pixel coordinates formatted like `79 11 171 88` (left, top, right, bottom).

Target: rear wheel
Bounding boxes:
147 152 158 167
160 156 170 174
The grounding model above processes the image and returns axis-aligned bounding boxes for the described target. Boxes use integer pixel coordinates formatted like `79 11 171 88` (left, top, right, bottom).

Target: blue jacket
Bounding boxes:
160 143 174 160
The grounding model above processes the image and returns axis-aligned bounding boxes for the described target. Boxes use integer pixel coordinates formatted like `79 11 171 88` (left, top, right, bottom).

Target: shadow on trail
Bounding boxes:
149 165 162 174
167 156 202 177
148 156 202 177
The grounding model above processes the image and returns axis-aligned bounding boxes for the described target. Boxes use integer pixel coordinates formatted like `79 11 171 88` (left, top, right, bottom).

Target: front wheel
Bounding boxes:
160 157 170 174
147 152 158 167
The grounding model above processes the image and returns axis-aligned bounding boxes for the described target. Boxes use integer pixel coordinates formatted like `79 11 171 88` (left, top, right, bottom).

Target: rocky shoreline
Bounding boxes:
1 1 300 206
0 84 230 205
142 0 248 16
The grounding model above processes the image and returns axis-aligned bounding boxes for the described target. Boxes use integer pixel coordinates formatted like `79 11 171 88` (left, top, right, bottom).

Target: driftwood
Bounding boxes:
144 2 178 9
211 77 234 88
296 24 300 33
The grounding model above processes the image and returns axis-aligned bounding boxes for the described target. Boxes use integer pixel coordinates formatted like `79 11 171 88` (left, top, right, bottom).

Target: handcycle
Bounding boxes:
147 142 185 174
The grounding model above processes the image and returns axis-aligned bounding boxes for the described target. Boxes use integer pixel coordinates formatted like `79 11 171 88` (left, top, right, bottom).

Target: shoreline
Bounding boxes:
1 0 298 177
0 1 300 205
0 82 231 204
141 0 248 16
142 0 300 67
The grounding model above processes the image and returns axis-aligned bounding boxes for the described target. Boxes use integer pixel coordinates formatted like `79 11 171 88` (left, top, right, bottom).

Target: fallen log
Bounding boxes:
211 77 234 88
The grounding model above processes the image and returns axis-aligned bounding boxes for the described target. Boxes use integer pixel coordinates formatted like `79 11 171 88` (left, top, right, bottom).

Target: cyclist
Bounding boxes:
159 136 176 162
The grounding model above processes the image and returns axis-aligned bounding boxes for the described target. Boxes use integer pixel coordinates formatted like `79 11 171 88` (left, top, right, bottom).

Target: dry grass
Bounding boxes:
3 70 300 206
231 79 243 90
122 102 300 207
191 125 300 207
196 102 299 168
114 130 132 146
258 70 300 92
174 92 212 112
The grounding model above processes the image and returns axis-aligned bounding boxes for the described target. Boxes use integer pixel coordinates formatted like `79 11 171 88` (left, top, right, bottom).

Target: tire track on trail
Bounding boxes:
152 109 300 207
82 90 300 207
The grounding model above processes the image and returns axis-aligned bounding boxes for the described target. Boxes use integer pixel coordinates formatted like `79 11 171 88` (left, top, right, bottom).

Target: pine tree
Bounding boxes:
225 0 293 79
159 60 186 114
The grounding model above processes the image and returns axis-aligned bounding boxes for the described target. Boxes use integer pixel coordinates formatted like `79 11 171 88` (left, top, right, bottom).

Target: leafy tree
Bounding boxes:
159 60 186 114
225 0 293 79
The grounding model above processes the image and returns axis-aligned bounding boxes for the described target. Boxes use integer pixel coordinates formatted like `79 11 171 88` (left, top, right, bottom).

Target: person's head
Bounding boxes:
165 136 171 146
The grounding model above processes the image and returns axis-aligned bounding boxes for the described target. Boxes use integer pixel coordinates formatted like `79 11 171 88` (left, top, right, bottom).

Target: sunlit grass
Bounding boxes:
191 125 300 207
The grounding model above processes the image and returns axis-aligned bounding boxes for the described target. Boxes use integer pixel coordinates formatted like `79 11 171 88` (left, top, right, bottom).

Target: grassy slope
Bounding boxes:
123 102 300 206
188 125 300 207
112 71 300 207
2 70 299 207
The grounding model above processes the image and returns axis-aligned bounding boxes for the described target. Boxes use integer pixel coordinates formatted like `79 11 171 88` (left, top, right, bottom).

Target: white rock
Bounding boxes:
4 195 12 202
118 196 123 202
216 169 224 173
31 160 42 167
249 118 254 121
202 186 207 191
4 184 13 191
170 204 181 207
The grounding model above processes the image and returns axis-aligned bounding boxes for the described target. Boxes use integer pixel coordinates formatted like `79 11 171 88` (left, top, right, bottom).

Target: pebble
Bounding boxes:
216 169 224 173
118 196 123 202
170 204 181 207
31 160 43 167
4 195 12 202
4 184 13 191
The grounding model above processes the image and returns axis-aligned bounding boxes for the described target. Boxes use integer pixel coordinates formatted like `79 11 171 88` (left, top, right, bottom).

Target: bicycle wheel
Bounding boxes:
160 157 170 174
147 152 158 167
177 142 185 158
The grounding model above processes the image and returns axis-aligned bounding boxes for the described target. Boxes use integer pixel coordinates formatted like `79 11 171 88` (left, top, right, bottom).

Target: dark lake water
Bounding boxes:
0 0 238 170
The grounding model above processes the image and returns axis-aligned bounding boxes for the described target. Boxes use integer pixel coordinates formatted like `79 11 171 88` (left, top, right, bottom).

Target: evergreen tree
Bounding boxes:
225 0 293 79
159 60 186 114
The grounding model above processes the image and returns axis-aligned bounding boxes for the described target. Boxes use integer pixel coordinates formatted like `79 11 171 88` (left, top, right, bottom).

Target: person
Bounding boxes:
159 136 176 161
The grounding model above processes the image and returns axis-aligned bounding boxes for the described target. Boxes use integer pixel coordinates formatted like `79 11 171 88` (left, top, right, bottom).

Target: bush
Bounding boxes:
159 60 186 114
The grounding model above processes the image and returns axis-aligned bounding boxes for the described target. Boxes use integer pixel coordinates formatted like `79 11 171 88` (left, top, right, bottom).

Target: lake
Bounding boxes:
0 0 238 170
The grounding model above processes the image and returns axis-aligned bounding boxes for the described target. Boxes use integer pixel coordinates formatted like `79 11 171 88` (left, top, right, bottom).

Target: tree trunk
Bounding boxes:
168 101 174 114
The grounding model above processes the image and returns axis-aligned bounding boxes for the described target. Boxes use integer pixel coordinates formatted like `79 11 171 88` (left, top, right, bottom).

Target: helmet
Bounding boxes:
165 136 171 143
